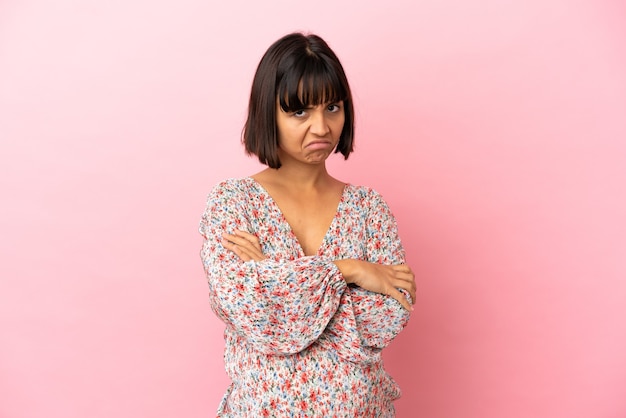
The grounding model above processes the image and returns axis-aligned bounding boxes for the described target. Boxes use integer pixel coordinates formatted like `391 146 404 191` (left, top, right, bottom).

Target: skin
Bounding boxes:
221 100 416 311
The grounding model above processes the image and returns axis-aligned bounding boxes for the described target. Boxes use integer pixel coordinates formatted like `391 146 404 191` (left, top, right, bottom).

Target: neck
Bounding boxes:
277 162 331 189
255 157 337 191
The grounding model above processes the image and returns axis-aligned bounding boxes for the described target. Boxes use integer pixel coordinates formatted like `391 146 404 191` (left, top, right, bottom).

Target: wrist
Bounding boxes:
333 259 358 284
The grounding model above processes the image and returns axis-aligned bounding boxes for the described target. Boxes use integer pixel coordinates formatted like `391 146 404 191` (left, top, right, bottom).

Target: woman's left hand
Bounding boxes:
222 229 266 262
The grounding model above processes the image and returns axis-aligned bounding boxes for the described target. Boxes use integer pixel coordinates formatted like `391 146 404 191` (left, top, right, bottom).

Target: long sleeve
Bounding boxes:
313 188 412 363
199 180 347 355
349 189 412 348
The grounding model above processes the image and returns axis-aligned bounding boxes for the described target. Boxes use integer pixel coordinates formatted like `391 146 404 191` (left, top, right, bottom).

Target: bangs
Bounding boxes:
278 56 348 112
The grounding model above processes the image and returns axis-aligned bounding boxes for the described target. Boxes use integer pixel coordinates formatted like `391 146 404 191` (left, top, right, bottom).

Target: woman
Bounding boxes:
199 32 416 417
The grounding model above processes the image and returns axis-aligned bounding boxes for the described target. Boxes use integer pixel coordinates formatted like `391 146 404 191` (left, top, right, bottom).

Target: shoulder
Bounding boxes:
200 178 259 231
345 184 389 207
202 178 262 215
206 177 257 201
342 184 397 223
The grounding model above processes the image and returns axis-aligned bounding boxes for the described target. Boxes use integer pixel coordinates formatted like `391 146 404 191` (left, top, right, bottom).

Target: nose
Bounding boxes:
309 109 330 136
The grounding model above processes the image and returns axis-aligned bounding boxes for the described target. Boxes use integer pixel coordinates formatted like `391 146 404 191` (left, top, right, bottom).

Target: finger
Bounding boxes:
392 268 415 282
222 232 246 244
222 234 266 261
223 233 257 250
393 270 414 282
221 239 252 262
225 232 263 252
223 238 264 261
391 272 416 299
392 279 416 304
233 230 263 253
393 273 416 301
236 244 265 262
392 264 412 273
234 229 261 244
389 287 413 311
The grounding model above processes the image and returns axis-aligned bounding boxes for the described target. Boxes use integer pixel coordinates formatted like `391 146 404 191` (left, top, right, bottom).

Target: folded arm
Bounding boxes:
199 181 347 354
339 189 414 349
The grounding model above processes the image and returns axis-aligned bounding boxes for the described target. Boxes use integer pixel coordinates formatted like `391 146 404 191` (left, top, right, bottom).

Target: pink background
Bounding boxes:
1 0 625 417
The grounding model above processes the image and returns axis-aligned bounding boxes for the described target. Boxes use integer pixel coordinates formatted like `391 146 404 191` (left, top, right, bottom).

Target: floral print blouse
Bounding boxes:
199 177 411 417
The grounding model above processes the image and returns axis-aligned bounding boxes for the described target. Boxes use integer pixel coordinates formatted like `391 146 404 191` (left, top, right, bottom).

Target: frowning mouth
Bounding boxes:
305 141 333 150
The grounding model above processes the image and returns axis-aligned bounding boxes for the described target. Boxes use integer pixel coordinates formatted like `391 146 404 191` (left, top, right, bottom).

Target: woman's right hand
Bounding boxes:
222 229 266 262
333 259 416 311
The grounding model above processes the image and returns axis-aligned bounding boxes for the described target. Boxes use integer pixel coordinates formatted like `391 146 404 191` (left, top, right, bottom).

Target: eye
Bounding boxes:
327 103 341 113
292 109 307 117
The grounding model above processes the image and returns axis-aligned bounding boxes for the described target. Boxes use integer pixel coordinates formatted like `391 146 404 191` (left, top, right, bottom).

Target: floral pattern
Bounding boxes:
199 177 411 417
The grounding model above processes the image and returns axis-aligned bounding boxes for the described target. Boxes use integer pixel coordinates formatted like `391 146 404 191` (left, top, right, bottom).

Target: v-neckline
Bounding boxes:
246 177 349 257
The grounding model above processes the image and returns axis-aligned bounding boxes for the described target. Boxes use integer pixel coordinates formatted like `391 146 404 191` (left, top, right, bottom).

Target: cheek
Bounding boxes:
276 124 297 148
333 116 346 134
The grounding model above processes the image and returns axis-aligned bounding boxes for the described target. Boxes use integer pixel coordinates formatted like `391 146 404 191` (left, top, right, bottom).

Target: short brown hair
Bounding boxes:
243 33 355 169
